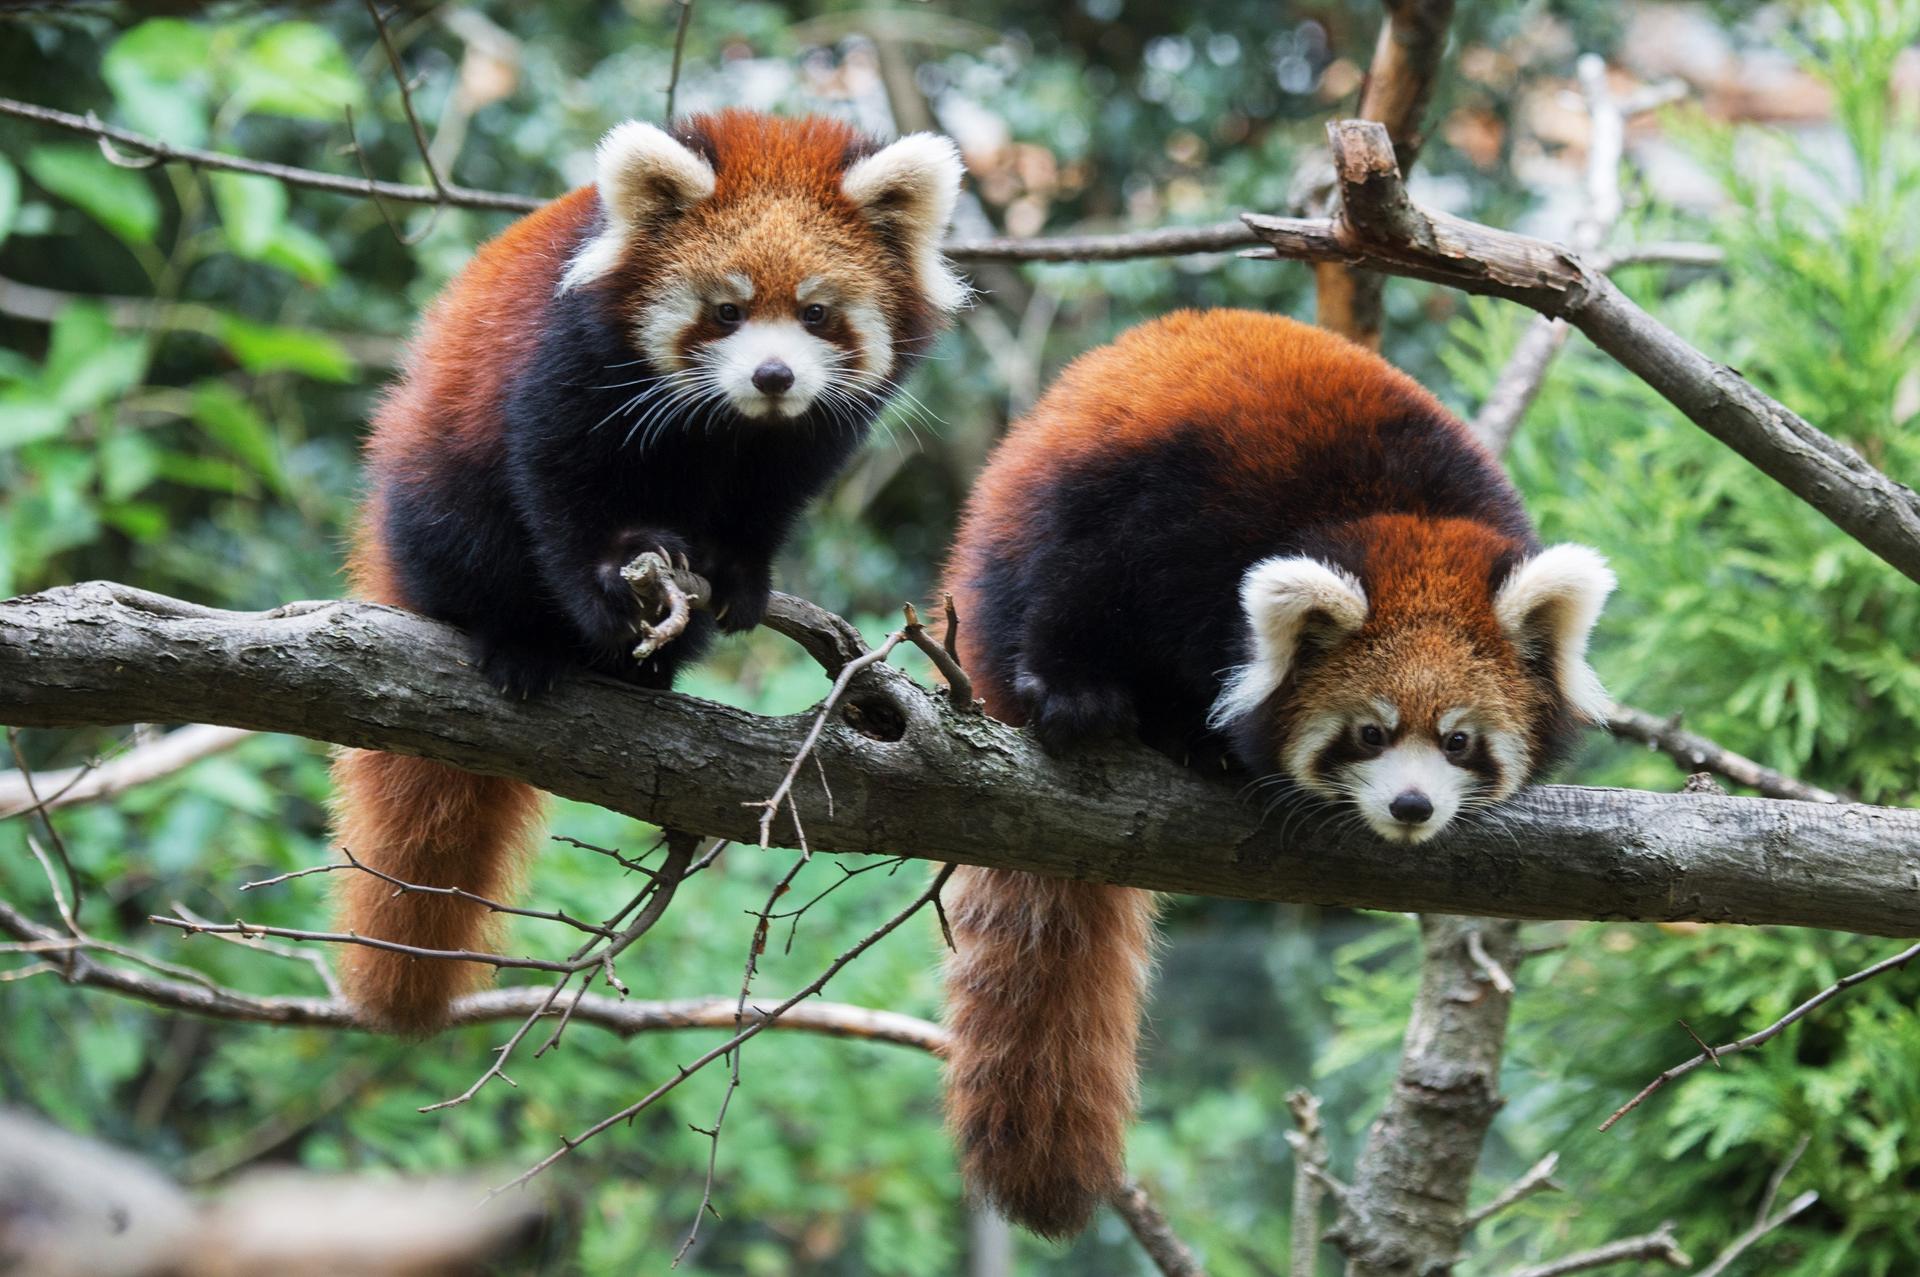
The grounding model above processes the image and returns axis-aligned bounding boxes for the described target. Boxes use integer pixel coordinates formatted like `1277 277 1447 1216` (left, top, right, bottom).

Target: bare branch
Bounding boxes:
1112 1178 1208 1277
1466 1152 1561 1229
664 0 695 121
1242 120 1920 588
1606 706 1847 803
8 582 1920 934
0 95 540 213
0 724 253 819
1313 0 1455 347
1286 1090 1330 1277
1600 938 1920 1131
488 864 956 1196
1506 1223 1690 1277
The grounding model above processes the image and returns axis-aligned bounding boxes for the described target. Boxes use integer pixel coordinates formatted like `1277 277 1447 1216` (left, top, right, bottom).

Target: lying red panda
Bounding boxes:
335 110 965 1030
941 308 1614 1237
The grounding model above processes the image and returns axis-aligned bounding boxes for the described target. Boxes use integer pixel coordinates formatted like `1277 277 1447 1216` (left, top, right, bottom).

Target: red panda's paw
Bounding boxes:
1012 670 1139 755
708 572 772 634
478 639 570 700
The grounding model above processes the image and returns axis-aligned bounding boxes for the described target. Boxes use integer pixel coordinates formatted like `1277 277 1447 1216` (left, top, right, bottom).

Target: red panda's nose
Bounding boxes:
753 360 795 394
1389 791 1433 824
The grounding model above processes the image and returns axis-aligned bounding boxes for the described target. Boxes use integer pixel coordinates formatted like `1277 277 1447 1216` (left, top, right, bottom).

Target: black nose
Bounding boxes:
752 360 794 394
1389 791 1433 824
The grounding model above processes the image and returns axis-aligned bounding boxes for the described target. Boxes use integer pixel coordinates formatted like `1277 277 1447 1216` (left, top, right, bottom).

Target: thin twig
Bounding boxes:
903 601 977 713
1506 1223 1690 1277
488 864 956 1199
365 0 447 197
1600 939 1920 1130
1466 927 1516 993
747 630 907 849
1466 1152 1561 1229
7 729 84 917
1606 706 1847 803
663 0 695 122
0 95 540 212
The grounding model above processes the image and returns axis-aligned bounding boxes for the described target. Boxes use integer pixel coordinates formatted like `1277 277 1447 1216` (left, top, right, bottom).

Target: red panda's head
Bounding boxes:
1213 517 1615 844
558 110 967 422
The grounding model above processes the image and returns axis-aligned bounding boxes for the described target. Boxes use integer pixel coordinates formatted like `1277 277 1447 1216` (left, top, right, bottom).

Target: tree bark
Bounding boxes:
4 582 1917 935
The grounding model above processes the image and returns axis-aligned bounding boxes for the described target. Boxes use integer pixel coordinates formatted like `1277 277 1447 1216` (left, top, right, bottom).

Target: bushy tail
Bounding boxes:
942 867 1159 1238
330 749 545 1031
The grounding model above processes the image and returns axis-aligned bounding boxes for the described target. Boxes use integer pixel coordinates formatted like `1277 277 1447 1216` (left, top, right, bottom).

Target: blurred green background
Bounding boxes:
2 0 1917 1272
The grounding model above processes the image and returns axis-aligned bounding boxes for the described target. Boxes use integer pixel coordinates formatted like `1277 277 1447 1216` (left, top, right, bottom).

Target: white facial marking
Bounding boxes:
842 299 896 379
701 319 837 419
796 275 830 303
1284 712 1347 794
1484 729 1530 800
636 281 702 371
1349 741 1469 845
722 273 754 302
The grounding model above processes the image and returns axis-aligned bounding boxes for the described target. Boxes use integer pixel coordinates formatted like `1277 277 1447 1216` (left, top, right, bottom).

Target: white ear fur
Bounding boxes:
559 122 716 294
1494 543 1616 723
841 133 969 313
1208 557 1369 728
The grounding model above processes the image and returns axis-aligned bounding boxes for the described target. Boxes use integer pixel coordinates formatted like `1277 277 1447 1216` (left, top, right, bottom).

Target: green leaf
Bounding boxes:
0 389 68 448
153 450 256 495
260 222 337 287
100 500 169 542
98 429 162 501
102 18 214 146
23 144 161 246
190 380 286 493
209 171 284 258
45 303 148 413
0 156 19 250
231 22 363 121
216 314 355 381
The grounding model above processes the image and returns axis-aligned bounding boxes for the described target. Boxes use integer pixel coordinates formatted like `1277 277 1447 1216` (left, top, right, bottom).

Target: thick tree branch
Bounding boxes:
1243 121 1920 587
5 582 1919 934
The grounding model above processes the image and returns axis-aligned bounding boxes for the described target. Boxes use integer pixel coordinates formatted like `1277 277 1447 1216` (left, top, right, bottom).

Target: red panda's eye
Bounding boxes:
1444 731 1471 754
1359 724 1385 748
801 303 827 327
716 303 743 325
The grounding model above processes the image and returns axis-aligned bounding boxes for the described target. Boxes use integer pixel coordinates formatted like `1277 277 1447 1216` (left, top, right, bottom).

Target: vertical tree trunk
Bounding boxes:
1335 917 1520 1276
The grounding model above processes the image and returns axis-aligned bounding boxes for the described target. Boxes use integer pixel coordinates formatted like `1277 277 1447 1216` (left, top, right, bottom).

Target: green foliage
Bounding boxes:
1 1 1916 1273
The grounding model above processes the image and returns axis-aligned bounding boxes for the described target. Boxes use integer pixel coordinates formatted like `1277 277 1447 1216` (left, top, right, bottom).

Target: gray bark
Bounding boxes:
3 582 1917 936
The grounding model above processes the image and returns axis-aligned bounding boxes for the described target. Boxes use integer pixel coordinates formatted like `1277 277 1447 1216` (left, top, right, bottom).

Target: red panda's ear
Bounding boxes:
1494 543 1615 723
561 123 715 293
841 134 969 314
1208 557 1369 727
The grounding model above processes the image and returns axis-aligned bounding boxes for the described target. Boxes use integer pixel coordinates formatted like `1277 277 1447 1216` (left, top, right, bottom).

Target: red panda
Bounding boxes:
940 309 1614 1237
334 110 966 1031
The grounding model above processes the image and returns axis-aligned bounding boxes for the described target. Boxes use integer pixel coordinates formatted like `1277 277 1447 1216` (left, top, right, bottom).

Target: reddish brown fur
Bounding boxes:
942 870 1159 1237
335 114 915 1031
330 751 545 1030
940 311 1558 1236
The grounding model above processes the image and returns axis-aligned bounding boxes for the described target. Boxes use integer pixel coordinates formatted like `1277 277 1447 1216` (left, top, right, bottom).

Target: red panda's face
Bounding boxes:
559 115 966 424
1212 535 1615 844
1279 629 1542 844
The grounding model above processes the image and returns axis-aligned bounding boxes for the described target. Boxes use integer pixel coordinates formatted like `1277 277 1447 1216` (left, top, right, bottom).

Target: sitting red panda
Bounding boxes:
941 309 1614 1237
335 110 966 1030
